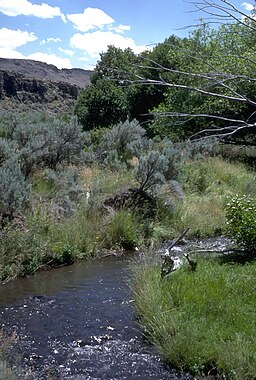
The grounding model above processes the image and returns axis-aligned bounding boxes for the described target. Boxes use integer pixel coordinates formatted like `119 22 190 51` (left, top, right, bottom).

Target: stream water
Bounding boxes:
0 256 193 380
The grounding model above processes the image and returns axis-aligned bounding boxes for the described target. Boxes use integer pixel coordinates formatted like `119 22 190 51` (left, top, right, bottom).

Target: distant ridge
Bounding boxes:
0 58 91 88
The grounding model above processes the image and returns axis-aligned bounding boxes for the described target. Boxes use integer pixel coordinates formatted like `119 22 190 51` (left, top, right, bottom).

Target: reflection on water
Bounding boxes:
0 257 192 379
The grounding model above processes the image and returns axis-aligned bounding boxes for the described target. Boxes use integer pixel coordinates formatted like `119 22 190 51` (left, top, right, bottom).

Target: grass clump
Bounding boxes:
131 257 256 379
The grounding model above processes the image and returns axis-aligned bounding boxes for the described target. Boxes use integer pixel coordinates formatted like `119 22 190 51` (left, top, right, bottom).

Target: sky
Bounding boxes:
0 0 254 70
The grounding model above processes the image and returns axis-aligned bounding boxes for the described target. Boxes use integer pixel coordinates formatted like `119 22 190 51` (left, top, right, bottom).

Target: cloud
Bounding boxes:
41 37 62 45
27 52 72 69
59 47 74 57
67 7 114 32
241 2 254 11
70 30 147 58
108 24 131 34
0 0 66 21
0 47 25 59
0 27 37 48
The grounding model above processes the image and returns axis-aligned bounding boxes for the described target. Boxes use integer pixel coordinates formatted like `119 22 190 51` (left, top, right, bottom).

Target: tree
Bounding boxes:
75 79 128 131
76 45 167 130
131 1 256 144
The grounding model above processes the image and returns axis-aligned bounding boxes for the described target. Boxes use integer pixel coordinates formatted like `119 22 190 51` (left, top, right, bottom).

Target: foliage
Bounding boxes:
100 119 147 168
75 79 128 131
136 150 168 192
226 194 256 253
0 159 30 221
131 257 256 379
0 112 86 224
76 45 166 131
135 140 183 193
102 210 141 250
150 21 256 141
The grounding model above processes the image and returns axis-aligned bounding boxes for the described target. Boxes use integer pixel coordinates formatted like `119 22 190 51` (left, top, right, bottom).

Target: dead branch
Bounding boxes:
161 228 190 278
189 0 256 31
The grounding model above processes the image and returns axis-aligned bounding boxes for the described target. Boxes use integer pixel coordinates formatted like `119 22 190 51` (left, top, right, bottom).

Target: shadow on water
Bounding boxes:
0 256 193 379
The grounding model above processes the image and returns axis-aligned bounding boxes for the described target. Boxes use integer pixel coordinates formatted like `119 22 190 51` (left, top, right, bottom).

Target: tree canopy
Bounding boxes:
75 1 256 144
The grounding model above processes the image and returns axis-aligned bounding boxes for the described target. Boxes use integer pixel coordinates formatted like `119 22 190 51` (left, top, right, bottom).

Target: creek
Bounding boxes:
0 256 193 380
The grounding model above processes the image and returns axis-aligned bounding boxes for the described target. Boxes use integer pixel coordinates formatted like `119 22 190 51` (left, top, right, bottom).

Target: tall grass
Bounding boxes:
1 155 255 282
131 257 256 379
167 157 255 237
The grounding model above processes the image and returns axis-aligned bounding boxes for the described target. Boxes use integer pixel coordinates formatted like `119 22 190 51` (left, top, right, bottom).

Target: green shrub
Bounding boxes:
226 194 256 253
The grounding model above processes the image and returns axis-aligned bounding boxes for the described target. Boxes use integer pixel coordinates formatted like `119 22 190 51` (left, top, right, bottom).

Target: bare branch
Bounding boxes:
188 0 256 31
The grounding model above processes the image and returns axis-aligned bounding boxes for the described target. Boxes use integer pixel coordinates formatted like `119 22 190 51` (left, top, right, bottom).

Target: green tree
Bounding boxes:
75 79 128 131
76 45 167 130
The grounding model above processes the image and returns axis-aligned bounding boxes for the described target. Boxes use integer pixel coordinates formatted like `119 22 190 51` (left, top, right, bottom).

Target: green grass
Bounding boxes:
166 157 255 238
0 166 139 281
131 257 256 379
1 156 255 282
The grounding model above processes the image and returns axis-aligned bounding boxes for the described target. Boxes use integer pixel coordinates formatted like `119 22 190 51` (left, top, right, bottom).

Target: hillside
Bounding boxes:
0 58 92 113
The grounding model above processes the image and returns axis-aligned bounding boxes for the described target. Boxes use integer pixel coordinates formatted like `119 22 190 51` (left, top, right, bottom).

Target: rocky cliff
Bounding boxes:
0 58 91 113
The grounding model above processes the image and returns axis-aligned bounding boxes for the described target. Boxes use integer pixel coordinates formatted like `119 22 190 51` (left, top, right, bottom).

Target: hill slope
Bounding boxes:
0 58 91 113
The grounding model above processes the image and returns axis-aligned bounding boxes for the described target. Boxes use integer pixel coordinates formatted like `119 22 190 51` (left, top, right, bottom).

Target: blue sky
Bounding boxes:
0 0 254 70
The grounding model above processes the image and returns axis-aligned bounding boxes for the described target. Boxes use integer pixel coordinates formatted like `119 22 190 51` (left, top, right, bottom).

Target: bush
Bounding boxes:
2 113 86 177
135 150 167 192
100 119 147 168
226 194 256 253
0 159 30 222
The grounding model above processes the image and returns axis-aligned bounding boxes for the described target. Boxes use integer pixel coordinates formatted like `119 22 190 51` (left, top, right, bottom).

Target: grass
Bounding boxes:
0 166 140 282
167 157 255 238
1 156 255 282
131 256 256 379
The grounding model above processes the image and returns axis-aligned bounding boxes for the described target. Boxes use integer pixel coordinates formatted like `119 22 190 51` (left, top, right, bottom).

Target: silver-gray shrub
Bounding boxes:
135 150 168 192
4 114 86 177
184 137 219 160
0 138 18 165
44 167 84 217
160 139 183 181
100 119 148 168
0 158 31 221
135 140 184 193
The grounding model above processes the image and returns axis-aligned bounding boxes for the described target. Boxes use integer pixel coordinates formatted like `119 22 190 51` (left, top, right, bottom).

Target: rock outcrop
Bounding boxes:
0 58 91 112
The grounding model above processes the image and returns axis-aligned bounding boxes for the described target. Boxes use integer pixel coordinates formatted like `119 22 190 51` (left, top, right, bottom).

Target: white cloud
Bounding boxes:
27 52 72 69
242 2 254 11
70 30 147 58
0 0 66 21
108 24 131 34
67 7 114 32
0 27 37 48
41 37 62 45
0 47 25 59
59 47 74 57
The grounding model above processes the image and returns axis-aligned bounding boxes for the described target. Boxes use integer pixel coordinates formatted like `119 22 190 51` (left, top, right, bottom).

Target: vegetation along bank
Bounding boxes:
1 0 256 378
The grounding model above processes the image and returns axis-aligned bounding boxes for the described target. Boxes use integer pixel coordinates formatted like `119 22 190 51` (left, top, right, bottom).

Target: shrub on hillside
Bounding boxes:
0 159 30 223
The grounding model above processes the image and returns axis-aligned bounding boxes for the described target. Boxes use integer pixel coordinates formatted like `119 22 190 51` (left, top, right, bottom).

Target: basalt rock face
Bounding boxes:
0 58 91 112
